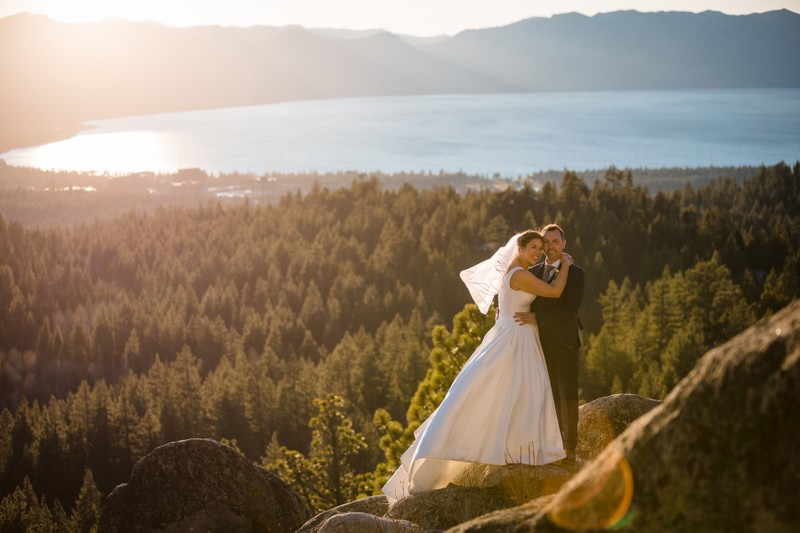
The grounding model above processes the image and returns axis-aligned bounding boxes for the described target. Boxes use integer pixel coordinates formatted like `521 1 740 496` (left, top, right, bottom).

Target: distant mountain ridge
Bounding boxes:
421 10 800 91
1 10 799 152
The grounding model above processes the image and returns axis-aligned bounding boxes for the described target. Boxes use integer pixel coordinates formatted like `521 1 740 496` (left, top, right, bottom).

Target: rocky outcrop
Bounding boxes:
298 495 389 533
97 392 660 532
450 300 800 531
98 438 312 533
101 296 799 533
296 466 577 532
374 393 657 531
576 394 661 461
387 485 516 532
303 393 656 532
317 512 424 533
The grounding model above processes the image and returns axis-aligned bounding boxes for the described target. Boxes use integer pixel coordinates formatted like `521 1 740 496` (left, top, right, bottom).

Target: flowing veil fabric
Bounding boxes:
459 233 520 314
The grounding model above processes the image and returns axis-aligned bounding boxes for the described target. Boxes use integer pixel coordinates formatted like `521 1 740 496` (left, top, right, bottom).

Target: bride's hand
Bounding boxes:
514 311 536 326
561 253 574 267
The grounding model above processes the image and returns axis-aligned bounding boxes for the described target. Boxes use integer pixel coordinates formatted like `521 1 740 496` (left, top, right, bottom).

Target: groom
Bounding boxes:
515 224 584 463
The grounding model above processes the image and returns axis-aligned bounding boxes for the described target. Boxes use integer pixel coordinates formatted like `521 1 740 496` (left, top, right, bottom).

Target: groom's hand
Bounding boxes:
514 311 536 326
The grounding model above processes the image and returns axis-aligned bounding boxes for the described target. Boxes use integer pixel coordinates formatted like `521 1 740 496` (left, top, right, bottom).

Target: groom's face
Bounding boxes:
542 230 565 262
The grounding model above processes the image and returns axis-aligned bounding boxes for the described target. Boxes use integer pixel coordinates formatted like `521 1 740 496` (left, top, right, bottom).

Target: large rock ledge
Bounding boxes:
450 300 800 531
298 393 660 532
297 495 390 532
98 438 312 532
576 393 662 461
97 394 660 532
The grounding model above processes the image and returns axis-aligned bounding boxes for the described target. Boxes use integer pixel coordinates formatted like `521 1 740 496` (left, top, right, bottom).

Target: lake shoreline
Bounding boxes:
3 89 799 176
0 122 93 154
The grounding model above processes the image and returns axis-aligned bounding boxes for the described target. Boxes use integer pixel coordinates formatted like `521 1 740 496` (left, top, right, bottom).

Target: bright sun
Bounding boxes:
35 0 110 23
20 0 163 24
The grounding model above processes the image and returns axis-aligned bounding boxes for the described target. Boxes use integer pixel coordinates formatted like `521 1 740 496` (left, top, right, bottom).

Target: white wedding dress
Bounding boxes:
382 267 565 505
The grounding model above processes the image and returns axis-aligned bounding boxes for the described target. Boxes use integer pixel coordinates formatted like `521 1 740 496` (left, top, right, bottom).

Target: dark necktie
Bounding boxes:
544 264 556 282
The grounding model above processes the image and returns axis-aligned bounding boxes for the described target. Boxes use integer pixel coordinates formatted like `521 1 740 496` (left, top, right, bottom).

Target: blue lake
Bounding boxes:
2 88 799 176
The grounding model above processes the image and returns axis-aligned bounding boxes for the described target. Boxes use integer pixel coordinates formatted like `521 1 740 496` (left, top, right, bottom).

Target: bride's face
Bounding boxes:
519 238 543 267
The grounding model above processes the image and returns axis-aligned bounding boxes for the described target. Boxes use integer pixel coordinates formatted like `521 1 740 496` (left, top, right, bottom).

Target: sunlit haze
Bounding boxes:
6 130 174 175
1 0 798 35
2 0 798 174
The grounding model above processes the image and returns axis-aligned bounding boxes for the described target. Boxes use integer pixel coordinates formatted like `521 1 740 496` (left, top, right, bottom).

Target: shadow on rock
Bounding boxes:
98 438 312 532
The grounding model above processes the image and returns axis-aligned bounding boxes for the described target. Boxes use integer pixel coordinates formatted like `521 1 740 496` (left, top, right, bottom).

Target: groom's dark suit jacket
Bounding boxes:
530 259 584 450
530 262 585 349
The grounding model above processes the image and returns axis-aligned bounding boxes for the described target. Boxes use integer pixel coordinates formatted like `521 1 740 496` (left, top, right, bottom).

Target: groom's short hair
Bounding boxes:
542 223 565 240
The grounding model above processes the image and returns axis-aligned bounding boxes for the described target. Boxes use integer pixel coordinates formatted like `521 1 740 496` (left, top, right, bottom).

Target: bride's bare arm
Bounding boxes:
509 257 572 297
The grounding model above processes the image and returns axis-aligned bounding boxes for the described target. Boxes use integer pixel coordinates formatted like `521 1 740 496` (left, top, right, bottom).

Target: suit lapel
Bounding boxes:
532 262 546 280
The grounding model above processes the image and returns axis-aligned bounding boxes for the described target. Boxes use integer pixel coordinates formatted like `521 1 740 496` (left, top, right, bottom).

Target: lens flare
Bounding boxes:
547 446 634 530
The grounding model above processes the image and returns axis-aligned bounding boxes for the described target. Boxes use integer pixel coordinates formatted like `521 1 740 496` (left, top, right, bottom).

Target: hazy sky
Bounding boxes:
2 0 798 36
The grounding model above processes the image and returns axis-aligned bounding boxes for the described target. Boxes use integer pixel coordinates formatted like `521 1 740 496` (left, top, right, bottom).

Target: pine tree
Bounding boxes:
162 345 204 440
71 468 102 533
52 499 71 532
681 255 755 349
307 394 370 507
377 312 431 420
0 477 56 532
299 281 325 343
111 377 139 471
244 349 277 456
265 394 369 512
121 329 141 375
67 381 95 466
759 252 800 315
0 408 12 478
583 278 640 398
629 268 684 375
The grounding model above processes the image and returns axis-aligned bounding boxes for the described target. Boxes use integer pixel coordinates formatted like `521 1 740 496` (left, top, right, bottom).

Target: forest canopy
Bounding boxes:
1 161 798 526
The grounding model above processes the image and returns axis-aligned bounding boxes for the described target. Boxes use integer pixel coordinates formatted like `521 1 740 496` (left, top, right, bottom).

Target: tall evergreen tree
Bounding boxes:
71 468 102 533
0 477 56 532
265 394 369 512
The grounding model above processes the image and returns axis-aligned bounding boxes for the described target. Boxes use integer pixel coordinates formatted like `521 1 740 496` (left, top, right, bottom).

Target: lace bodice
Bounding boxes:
497 266 536 320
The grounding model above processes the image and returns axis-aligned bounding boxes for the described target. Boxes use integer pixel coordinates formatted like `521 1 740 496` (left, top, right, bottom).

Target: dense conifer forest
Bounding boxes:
0 161 765 228
1 162 798 527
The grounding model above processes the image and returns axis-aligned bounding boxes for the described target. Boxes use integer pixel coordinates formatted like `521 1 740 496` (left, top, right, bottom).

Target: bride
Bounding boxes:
382 230 570 505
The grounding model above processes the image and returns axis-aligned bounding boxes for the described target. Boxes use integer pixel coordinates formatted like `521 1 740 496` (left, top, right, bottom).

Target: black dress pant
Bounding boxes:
539 333 579 451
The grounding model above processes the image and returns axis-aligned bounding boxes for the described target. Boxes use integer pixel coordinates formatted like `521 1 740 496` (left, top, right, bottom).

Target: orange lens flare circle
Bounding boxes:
547 448 634 530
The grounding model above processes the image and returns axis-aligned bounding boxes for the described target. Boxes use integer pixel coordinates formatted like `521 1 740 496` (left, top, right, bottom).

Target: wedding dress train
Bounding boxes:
382 267 564 505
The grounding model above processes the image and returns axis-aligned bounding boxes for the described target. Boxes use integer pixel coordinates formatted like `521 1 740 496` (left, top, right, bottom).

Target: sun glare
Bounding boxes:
5 130 174 175
32 0 113 23
15 0 184 25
